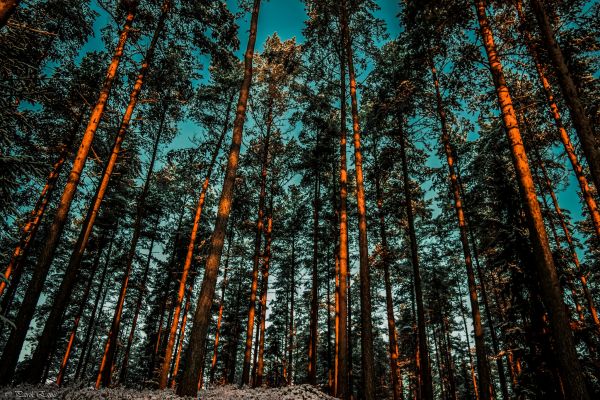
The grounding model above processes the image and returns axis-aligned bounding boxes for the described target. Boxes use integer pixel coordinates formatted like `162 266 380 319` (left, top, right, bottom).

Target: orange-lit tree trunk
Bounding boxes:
288 234 296 386
339 1 374 397
442 316 458 400
374 164 403 400
335 23 349 399
224 262 244 384
74 232 115 382
536 181 586 322
456 155 511 400
536 158 600 330
398 121 434 400
0 114 82 301
176 1 261 395
90 101 170 388
158 98 232 390
429 62 493 400
149 205 186 379
458 288 480 400
170 286 192 387
30 3 168 385
308 150 320 385
242 96 272 386
527 0 600 192
473 1 590 398
0 5 136 383
119 222 159 383
209 226 234 383
55 238 104 386
0 0 19 29
256 184 274 387
514 0 600 239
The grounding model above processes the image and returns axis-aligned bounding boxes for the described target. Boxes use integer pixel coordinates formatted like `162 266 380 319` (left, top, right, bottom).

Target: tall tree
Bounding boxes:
339 1 375 397
0 3 137 381
176 1 262 395
472 1 590 398
527 0 600 192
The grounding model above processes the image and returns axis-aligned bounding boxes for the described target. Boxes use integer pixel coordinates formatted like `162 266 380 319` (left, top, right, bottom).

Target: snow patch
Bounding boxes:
0 384 335 399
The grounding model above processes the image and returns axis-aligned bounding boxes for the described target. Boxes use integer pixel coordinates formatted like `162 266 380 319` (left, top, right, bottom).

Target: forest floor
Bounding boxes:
0 384 336 399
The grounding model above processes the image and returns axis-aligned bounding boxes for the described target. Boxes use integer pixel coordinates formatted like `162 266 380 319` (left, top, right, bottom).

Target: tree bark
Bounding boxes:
429 61 493 400
339 1 374 397
256 183 274 387
335 12 350 398
159 85 233 391
528 0 600 192
170 286 192 387
398 121 434 400
536 157 600 330
474 1 590 398
0 114 82 301
176 1 261 395
27 3 167 385
458 288 480 400
242 92 272 386
308 150 320 385
119 221 158 383
74 232 115 381
0 6 136 383
375 164 403 400
515 0 600 240
55 238 104 386
209 226 234 384
288 235 296 386
0 0 19 29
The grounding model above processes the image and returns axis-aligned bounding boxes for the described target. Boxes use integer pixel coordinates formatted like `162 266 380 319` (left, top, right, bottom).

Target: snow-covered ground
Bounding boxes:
0 384 335 399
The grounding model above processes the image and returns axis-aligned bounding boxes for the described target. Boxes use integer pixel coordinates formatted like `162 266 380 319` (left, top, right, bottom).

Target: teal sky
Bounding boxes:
77 0 586 238
226 0 402 48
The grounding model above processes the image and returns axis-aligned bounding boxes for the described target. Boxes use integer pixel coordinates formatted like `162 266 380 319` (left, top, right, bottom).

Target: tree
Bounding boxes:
472 1 590 398
0 2 137 381
176 1 262 395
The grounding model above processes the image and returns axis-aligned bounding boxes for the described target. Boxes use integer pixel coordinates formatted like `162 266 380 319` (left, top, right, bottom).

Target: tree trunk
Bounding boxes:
308 153 320 385
288 235 296 386
398 121 434 400
528 0 600 192
458 288 480 400
176 1 261 395
0 0 19 29
55 238 104 386
150 205 186 380
170 287 192 387
515 0 600 239
242 92 272 386
28 3 167 385
375 166 403 400
0 6 136 383
536 156 600 330
119 222 159 383
225 263 244 384
456 156 511 400
474 2 590 398
159 84 232 391
339 1 374 397
0 114 82 301
256 184 275 386
209 226 234 383
429 61 492 400
442 315 458 400
335 12 350 398
74 232 115 381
